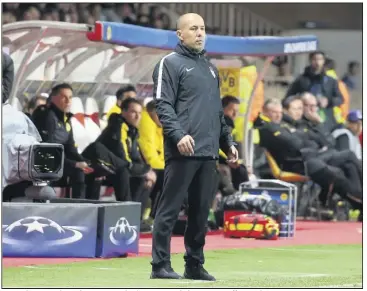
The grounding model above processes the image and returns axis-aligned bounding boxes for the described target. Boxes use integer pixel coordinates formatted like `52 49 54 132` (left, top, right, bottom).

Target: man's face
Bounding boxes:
177 14 206 52
122 103 142 128
117 90 137 106
52 88 72 112
311 53 325 72
149 110 162 127
348 121 362 136
303 95 319 116
286 99 304 121
223 102 239 121
264 104 283 124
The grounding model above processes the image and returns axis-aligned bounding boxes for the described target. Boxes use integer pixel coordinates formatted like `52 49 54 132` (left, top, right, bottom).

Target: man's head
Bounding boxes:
120 97 143 128
176 13 206 52
309 51 326 74
116 84 137 107
146 100 162 127
282 95 304 121
346 110 362 135
28 93 48 115
301 92 319 116
222 95 240 121
49 83 73 112
262 99 283 124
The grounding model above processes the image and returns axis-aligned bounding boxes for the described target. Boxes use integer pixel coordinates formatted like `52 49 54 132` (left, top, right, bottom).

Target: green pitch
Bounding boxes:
3 244 362 288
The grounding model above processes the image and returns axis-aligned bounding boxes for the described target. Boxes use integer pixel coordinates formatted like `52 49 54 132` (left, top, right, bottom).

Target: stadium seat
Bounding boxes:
100 95 117 130
69 97 90 153
264 150 309 183
84 97 102 143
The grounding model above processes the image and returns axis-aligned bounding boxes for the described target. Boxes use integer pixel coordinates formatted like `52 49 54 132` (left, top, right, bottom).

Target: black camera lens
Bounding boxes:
33 147 63 174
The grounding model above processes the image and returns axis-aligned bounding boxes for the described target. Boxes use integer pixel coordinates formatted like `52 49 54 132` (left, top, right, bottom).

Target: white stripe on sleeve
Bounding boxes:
156 52 176 100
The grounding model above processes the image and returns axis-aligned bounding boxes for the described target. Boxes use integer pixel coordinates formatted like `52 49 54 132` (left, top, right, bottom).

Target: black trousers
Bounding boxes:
150 169 165 219
61 163 85 199
151 159 217 268
305 150 362 209
85 167 131 202
83 142 131 202
130 176 151 219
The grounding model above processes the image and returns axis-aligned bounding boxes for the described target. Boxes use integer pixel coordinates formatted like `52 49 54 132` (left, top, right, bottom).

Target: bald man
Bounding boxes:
151 13 237 281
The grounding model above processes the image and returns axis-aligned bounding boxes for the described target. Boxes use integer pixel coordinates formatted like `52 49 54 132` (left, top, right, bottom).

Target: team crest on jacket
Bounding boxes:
209 67 216 78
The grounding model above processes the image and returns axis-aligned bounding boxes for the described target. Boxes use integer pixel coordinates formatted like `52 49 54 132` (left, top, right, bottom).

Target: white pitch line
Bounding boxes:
312 283 362 288
229 271 331 278
266 248 357 253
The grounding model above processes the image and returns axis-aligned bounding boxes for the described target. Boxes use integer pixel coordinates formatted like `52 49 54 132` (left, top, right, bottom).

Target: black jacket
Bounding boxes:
253 114 319 173
285 66 343 107
32 103 86 168
152 43 234 161
298 116 336 148
96 113 143 167
2 52 14 104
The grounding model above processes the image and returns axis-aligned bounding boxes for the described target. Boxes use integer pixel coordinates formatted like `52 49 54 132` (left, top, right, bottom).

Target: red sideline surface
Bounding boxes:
3 221 361 268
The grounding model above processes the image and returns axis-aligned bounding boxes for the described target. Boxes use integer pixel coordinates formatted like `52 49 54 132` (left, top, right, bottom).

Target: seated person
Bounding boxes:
218 95 249 195
332 110 362 160
24 93 48 118
138 100 165 217
300 92 336 147
106 84 137 119
282 95 362 205
32 83 92 199
254 98 362 211
95 98 156 221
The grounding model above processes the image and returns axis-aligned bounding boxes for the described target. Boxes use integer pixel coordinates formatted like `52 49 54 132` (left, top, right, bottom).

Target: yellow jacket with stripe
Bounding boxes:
138 110 165 170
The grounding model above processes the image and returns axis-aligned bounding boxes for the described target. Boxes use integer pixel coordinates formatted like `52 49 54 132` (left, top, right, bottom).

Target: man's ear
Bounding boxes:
176 30 183 41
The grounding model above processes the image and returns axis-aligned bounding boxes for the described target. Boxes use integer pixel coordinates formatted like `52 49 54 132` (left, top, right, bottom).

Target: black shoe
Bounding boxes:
140 221 152 233
184 264 216 281
150 263 182 279
129 163 151 177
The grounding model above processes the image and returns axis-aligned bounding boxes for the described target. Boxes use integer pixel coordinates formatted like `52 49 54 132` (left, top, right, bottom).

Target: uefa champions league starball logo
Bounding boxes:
109 217 138 246
2 216 88 248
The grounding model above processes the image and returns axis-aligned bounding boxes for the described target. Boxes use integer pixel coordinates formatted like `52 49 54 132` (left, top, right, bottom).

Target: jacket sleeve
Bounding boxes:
2 52 14 104
152 58 186 145
285 75 302 97
64 126 86 167
219 111 235 154
261 124 304 152
335 134 350 152
105 113 131 162
330 79 343 107
138 111 165 169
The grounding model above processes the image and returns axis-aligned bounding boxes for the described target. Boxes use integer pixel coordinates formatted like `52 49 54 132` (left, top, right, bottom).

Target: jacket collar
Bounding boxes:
49 102 72 122
175 42 206 59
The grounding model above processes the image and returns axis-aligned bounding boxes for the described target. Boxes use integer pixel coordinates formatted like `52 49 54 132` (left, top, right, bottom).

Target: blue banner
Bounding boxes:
2 203 98 257
97 202 141 258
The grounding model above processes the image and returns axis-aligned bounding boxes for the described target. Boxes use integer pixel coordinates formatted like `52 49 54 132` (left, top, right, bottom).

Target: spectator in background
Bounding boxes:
32 83 92 199
342 61 360 91
106 84 137 119
332 110 362 160
285 51 343 133
324 58 350 121
25 93 48 117
138 100 165 219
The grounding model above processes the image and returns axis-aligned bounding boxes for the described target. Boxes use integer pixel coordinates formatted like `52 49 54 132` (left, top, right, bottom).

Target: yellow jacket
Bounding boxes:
106 104 121 119
326 69 350 121
138 110 165 170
